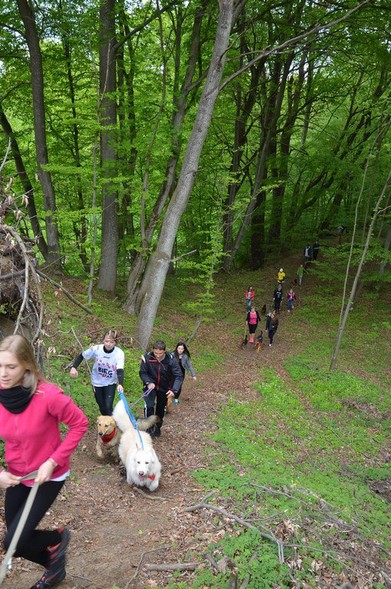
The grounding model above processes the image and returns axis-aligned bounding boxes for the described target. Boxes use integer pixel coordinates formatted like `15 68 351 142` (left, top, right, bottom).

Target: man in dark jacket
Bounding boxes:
139 340 183 437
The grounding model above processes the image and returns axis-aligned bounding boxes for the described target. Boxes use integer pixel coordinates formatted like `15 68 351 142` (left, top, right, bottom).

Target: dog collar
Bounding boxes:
101 428 117 444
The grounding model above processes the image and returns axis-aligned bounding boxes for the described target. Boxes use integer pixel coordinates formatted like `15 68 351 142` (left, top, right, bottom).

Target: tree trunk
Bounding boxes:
137 0 236 349
16 0 60 267
124 1 206 313
97 0 119 292
268 52 304 246
0 103 48 259
379 224 391 275
330 169 391 369
222 54 265 264
61 21 89 273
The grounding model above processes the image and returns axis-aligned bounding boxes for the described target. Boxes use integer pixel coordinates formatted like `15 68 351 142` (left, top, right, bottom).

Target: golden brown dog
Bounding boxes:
96 415 121 461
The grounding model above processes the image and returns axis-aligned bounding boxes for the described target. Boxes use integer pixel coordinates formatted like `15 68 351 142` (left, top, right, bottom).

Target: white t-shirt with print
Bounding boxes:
82 345 124 387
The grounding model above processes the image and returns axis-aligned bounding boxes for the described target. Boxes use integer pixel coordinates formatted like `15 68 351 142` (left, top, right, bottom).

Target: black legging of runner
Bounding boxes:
174 365 186 400
4 480 65 566
268 328 276 345
93 383 117 415
274 298 281 313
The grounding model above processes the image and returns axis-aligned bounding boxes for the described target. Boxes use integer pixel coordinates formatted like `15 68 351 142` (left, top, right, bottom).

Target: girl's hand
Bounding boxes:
0 470 21 489
70 367 78 379
117 384 124 393
35 459 57 485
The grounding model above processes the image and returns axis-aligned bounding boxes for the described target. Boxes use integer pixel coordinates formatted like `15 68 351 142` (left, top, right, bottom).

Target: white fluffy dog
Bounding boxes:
113 401 162 492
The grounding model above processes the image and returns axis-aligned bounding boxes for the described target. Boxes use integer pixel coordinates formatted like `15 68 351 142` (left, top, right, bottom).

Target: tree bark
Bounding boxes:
0 103 48 259
97 0 119 292
222 13 265 266
124 1 207 313
61 18 89 273
379 224 391 275
16 0 60 267
137 0 236 349
330 169 391 369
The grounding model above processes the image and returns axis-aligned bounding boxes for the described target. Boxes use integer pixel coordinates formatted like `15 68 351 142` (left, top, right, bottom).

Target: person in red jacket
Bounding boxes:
0 334 88 589
245 286 255 312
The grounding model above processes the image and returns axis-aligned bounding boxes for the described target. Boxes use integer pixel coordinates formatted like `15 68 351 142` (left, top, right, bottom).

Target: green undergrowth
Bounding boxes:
190 364 390 587
40 276 224 422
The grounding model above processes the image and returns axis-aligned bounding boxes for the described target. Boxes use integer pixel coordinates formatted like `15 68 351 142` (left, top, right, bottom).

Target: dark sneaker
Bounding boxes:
46 527 71 585
29 568 65 589
148 424 161 438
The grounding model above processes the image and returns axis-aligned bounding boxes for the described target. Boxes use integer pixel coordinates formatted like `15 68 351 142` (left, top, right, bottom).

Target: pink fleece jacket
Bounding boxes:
0 380 88 484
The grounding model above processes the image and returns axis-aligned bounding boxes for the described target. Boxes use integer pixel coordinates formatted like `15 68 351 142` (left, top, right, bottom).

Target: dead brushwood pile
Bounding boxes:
0 222 43 345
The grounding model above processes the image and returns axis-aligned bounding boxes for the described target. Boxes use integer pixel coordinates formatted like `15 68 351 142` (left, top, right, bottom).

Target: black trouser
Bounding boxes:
144 388 167 427
268 328 276 344
93 383 117 415
4 481 65 566
274 299 281 313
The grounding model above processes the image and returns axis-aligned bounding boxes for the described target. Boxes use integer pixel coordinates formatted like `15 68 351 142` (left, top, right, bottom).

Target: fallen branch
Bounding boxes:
204 552 220 572
123 545 170 589
36 269 93 314
0 270 25 280
185 498 284 563
145 562 200 571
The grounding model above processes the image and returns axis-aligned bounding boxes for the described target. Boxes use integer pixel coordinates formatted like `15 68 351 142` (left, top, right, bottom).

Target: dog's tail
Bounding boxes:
137 415 160 431
113 400 160 432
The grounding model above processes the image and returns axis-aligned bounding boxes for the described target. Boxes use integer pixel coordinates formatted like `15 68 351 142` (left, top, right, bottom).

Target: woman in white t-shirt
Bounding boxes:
70 329 124 415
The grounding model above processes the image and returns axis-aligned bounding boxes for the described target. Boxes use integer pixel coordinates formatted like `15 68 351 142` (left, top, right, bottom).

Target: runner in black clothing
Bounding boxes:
273 284 283 314
139 340 183 437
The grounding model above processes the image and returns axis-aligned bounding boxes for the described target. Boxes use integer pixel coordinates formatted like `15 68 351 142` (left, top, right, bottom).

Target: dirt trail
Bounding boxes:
0 335 293 589
0 262 314 589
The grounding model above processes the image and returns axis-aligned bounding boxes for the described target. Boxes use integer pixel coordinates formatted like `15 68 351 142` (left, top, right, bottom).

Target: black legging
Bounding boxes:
4 480 65 566
93 383 117 415
268 328 277 345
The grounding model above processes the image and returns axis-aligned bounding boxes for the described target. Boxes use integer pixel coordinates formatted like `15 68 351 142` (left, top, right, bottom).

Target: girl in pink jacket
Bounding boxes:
0 334 88 589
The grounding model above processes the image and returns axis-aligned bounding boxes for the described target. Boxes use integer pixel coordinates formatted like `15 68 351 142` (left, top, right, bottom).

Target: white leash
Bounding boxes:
0 470 39 584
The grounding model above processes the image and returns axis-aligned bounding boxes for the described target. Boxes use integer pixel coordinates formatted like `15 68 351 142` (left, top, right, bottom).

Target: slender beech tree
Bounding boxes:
97 0 119 291
0 102 48 258
16 0 60 267
137 0 241 348
330 168 391 369
124 0 208 313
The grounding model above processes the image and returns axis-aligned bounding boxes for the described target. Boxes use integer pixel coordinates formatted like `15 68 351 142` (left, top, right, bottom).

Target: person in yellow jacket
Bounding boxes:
277 268 285 284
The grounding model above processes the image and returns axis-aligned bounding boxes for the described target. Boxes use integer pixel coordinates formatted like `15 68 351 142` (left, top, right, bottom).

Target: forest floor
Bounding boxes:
0 250 389 589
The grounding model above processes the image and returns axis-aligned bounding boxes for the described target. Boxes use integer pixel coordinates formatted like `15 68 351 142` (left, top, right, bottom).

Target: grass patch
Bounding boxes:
191 363 390 587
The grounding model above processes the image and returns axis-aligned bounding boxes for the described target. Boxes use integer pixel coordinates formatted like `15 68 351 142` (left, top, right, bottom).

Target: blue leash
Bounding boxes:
117 390 144 450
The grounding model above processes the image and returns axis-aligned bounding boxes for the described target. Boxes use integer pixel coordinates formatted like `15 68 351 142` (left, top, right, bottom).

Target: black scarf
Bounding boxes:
0 385 34 414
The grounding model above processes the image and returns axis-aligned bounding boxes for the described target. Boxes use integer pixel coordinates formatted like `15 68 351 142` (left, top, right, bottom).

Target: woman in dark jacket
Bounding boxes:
170 342 197 406
265 311 279 347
